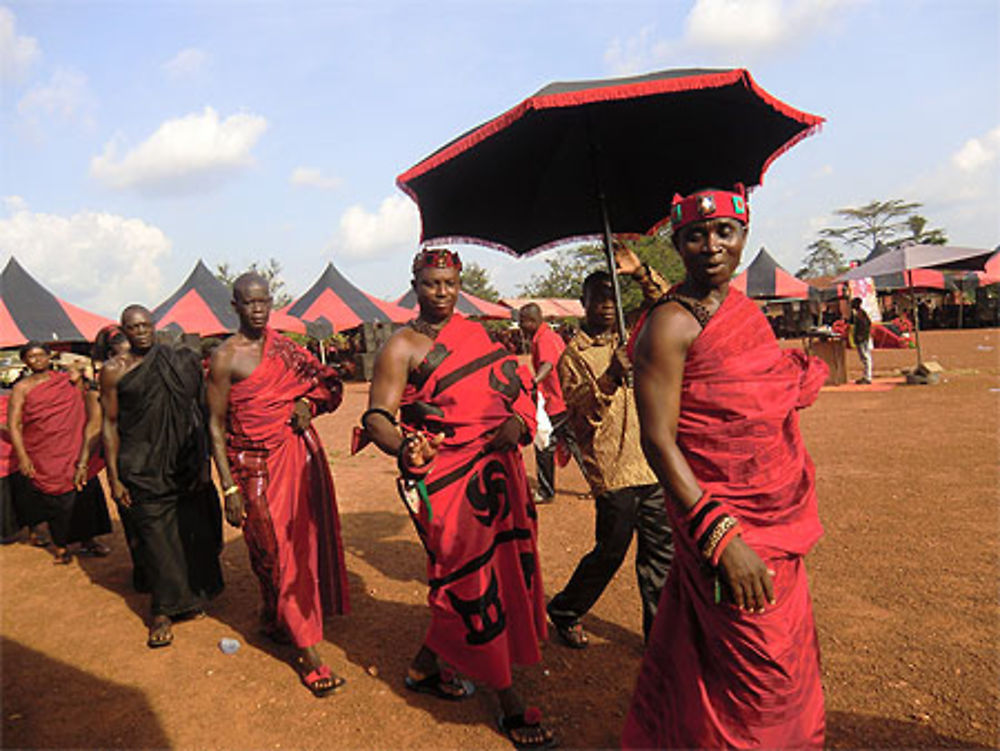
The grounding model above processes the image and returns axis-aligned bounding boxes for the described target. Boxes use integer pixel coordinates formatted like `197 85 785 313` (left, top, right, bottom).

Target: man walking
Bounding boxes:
101 305 223 648
852 297 873 384
207 273 349 697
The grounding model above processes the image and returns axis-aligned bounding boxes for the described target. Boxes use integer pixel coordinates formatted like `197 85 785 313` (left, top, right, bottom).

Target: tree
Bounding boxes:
460 261 500 302
796 239 847 279
518 232 685 311
215 257 294 308
820 199 923 256
900 215 948 246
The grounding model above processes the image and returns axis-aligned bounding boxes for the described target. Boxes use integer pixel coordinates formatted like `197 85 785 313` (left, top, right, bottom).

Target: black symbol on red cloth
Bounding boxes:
446 570 506 645
489 359 522 400
466 459 510 527
519 552 536 590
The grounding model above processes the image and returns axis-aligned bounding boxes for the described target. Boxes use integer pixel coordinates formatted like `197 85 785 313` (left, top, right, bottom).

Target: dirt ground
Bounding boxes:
2 327 997 750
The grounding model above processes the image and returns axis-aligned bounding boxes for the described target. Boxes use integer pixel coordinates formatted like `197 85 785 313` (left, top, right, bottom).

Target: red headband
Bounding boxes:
412 247 462 275
669 185 749 232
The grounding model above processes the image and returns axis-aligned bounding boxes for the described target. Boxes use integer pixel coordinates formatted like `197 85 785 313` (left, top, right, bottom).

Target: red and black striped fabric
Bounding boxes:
730 248 812 300
0 257 114 347
396 289 512 319
286 263 412 332
152 261 305 336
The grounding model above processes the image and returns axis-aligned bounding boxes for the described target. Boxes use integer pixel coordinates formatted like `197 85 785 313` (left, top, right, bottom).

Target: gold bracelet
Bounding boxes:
702 515 738 560
223 485 240 497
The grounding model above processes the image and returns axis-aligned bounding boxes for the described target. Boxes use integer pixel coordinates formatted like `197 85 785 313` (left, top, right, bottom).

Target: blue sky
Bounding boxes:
1 0 997 317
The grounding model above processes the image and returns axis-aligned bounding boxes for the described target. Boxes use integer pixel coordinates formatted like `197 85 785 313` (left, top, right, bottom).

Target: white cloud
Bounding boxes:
90 106 268 195
903 125 1000 245
162 47 209 80
0 6 40 83
605 0 861 73
332 194 419 259
290 166 343 191
0 198 171 316
17 68 96 129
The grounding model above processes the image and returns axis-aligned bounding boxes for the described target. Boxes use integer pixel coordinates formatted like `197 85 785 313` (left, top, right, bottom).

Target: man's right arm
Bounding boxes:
7 383 33 478
99 361 129 506
365 335 411 456
206 346 245 528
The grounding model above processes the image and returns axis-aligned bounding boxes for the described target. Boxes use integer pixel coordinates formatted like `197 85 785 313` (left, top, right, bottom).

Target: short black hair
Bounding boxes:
581 270 612 300
120 304 151 325
19 340 50 360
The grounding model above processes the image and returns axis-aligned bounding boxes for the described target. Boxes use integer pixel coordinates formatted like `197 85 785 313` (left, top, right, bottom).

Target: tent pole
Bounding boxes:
598 193 629 343
909 269 923 366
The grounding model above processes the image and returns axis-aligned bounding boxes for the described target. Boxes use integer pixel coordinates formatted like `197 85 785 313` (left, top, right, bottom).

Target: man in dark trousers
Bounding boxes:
101 304 223 648
851 297 873 384
546 249 674 648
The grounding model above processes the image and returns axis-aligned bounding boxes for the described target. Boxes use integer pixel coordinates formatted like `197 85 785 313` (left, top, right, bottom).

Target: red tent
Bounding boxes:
0 257 114 347
396 289 511 319
730 248 812 300
152 260 305 336
287 263 412 331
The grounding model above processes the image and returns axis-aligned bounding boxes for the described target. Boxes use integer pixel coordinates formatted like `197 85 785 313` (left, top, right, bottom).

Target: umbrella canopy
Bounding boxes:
731 247 812 300
396 289 512 319
949 246 1000 288
837 244 994 284
397 67 824 256
152 260 306 336
500 297 585 319
287 262 412 331
0 257 114 347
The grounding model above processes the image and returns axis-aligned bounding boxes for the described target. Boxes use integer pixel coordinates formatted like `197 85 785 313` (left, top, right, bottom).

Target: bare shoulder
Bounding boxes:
208 336 238 372
636 302 702 361
100 355 129 387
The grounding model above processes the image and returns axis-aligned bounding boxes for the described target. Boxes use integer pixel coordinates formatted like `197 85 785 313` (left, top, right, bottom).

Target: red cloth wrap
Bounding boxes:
623 290 827 750
531 322 566 415
227 329 350 648
20 373 87 495
0 394 16 477
399 314 545 689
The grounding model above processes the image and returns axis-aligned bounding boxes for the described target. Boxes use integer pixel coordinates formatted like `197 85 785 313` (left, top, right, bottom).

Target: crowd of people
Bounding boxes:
1 185 831 749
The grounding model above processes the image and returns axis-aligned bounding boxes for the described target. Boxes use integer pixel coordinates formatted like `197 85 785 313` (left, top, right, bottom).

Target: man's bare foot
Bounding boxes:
147 615 173 648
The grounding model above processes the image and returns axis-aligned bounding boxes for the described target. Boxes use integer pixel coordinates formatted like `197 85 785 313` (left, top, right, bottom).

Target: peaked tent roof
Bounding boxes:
851 242 950 290
0 257 114 347
152 260 305 336
730 248 812 300
287 263 412 330
396 289 512 319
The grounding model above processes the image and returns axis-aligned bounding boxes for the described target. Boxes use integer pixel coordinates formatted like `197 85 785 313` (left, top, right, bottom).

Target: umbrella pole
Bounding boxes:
598 193 629 343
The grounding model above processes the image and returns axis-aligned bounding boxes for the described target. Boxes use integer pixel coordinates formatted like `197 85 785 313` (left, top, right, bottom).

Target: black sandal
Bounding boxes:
404 670 476 701
497 707 556 749
553 621 588 649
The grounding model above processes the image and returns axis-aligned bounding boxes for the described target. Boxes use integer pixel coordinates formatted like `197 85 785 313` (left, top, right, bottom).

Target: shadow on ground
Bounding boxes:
1 637 169 749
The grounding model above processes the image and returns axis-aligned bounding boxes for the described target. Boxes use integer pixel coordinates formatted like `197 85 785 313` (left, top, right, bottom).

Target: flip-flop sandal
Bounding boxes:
497 707 557 750
404 670 476 701
297 663 345 698
83 542 111 557
146 625 174 649
52 551 72 565
554 622 588 649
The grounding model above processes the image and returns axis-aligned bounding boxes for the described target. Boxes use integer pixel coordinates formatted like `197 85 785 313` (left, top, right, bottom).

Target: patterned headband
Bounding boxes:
669 185 749 231
412 247 462 274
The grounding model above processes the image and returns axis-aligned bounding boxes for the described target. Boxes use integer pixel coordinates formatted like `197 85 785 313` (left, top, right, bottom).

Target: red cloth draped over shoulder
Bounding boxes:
21 372 86 495
623 289 828 750
399 314 545 690
227 329 349 648
0 394 16 477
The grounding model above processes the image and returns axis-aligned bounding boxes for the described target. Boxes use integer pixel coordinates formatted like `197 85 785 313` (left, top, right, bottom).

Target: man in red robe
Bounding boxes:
362 249 553 749
624 186 827 749
7 341 111 563
208 272 349 698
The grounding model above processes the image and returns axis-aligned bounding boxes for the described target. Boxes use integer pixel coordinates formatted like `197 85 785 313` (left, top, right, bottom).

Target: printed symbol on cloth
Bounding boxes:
519 552 536 590
446 570 506 646
466 460 510 527
489 359 523 400
400 401 455 437
410 343 450 391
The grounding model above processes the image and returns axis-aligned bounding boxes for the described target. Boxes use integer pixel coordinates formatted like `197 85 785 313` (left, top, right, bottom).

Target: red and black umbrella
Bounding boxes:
0 257 114 347
287 262 412 332
152 260 305 336
396 288 512 319
397 67 823 338
731 247 812 300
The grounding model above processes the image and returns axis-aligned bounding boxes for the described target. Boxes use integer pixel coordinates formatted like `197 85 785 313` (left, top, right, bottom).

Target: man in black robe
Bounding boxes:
101 305 223 648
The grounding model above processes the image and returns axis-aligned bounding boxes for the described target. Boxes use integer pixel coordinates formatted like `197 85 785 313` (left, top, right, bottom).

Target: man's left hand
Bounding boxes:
290 399 312 432
485 416 523 453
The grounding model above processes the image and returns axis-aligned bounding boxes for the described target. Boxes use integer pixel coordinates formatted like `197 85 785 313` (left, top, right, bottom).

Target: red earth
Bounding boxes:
2 327 997 749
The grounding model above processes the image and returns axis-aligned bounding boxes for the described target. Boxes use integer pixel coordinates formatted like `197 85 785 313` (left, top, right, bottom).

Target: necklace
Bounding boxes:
408 317 448 340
